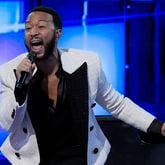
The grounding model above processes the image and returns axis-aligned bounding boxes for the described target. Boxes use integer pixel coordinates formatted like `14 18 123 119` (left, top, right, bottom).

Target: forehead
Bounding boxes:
26 11 53 23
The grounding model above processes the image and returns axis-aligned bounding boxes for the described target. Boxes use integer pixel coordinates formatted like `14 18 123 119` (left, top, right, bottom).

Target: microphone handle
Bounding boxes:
16 52 36 89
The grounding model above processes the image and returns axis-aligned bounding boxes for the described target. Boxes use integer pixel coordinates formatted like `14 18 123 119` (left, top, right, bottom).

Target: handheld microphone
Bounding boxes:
16 52 36 89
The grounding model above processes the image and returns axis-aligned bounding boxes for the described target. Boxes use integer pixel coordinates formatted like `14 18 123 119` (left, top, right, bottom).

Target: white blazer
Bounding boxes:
0 48 155 165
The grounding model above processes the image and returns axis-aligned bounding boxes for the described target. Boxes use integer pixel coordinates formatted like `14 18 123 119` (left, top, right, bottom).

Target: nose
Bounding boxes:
30 26 39 36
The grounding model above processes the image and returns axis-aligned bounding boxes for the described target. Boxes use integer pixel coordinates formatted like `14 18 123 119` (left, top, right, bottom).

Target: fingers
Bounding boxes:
31 63 36 71
16 57 36 80
20 57 33 72
29 63 36 76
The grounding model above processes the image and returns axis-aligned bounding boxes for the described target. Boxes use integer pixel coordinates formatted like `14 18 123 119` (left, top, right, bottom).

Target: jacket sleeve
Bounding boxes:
0 66 27 132
95 57 156 133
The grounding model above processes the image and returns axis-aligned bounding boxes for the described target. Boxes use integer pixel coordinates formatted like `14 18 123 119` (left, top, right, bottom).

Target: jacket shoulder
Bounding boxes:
68 48 99 59
0 53 27 87
0 53 27 73
60 48 101 73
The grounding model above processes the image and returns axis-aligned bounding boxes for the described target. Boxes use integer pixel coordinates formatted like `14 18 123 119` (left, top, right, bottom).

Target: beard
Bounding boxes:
24 33 56 61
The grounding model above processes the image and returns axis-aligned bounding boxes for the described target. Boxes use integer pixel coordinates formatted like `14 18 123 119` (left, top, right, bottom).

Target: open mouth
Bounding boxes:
30 39 44 53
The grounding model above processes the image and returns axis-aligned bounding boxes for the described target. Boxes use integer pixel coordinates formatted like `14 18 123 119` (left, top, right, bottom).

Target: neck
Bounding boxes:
36 49 59 76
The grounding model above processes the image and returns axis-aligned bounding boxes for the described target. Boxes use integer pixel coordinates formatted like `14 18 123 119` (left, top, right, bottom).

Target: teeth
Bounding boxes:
31 41 41 44
31 38 42 44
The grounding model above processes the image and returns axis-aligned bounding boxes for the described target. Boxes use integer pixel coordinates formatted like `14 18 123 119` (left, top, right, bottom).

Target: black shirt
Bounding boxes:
27 66 82 162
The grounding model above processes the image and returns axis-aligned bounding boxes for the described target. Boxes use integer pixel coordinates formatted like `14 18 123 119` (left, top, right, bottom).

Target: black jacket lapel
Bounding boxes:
64 62 89 161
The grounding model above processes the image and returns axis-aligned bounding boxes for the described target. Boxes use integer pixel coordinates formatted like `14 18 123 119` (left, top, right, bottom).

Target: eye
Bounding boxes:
38 25 47 29
25 24 32 31
38 21 48 29
25 27 31 32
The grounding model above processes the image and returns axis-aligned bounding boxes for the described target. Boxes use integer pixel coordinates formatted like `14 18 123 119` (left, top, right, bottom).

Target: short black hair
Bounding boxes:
29 6 62 29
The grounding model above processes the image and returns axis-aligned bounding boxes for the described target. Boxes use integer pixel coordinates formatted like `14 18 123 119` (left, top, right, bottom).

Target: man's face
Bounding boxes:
25 11 59 59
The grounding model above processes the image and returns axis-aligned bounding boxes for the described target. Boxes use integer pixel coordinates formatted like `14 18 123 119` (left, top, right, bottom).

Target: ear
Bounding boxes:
55 29 62 39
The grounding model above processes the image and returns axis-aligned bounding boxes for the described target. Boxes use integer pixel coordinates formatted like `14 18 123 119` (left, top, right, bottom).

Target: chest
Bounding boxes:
41 75 60 108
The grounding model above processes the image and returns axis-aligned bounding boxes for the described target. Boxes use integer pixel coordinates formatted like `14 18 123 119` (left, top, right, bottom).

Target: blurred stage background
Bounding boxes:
0 0 165 164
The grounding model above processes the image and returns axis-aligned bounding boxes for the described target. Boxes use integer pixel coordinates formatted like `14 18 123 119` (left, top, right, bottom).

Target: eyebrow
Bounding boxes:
25 20 50 24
